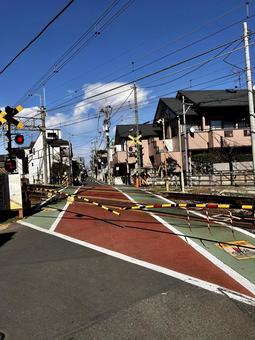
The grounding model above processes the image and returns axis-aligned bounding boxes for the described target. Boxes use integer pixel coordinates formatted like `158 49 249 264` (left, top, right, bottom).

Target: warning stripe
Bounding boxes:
28 187 120 216
121 202 254 211
27 187 254 212
76 195 120 215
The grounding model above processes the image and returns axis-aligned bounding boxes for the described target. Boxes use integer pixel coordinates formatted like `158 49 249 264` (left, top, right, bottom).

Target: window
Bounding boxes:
223 121 234 129
238 118 249 128
47 132 58 139
210 120 222 129
224 130 233 137
244 129 251 136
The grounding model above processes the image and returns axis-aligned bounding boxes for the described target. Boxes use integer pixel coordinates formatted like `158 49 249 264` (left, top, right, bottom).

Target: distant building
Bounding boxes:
17 129 72 184
112 124 163 182
153 89 254 185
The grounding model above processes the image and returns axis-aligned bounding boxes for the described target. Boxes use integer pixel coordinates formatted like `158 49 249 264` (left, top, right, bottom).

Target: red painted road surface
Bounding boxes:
55 186 254 298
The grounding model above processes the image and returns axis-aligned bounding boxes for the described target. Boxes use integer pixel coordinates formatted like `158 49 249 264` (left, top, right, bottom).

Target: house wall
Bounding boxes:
25 129 70 184
113 139 153 168
28 133 45 184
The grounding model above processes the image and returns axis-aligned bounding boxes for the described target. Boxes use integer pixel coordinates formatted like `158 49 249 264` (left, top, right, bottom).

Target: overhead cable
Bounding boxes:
0 0 75 75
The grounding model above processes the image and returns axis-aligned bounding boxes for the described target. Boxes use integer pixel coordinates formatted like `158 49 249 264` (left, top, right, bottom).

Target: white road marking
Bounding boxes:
116 187 255 296
49 186 81 232
17 219 255 307
144 189 255 239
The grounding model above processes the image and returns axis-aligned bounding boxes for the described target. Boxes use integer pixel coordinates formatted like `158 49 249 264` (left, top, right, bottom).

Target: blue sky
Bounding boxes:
0 0 254 162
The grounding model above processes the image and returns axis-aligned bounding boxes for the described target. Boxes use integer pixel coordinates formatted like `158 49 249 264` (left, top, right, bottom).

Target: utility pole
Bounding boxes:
133 84 141 176
177 116 185 192
40 105 48 184
6 121 12 161
182 96 192 186
157 117 167 176
125 140 130 184
101 105 112 184
243 21 255 175
69 141 73 185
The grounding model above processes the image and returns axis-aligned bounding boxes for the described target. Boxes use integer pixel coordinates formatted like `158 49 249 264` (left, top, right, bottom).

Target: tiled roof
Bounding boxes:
177 89 250 107
154 89 251 122
115 124 161 144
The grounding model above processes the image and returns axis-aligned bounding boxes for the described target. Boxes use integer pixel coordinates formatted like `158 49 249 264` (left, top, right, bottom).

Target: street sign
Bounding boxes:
0 105 24 129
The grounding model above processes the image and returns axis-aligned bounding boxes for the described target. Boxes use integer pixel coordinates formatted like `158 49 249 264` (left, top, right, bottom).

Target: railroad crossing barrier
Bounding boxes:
120 202 254 211
27 187 121 216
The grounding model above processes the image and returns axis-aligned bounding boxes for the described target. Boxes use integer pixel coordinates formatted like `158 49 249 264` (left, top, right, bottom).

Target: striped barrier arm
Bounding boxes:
28 187 121 216
121 202 254 211
75 195 120 216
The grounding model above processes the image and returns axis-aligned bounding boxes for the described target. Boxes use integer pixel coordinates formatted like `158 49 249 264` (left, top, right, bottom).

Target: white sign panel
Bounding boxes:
165 139 173 152
8 174 23 210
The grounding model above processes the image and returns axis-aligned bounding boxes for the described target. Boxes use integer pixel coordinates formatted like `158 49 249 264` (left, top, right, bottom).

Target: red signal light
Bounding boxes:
15 134 24 145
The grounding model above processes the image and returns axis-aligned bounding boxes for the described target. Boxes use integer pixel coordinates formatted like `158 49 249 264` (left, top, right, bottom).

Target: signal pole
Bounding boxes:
133 84 141 176
6 121 12 160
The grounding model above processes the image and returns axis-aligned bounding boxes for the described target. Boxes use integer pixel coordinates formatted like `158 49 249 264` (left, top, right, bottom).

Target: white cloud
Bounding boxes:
17 106 39 117
46 112 67 128
8 83 150 158
73 82 149 117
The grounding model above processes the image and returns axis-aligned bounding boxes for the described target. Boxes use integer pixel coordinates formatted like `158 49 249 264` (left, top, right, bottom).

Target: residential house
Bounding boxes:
154 89 253 182
93 149 108 181
18 129 72 184
112 124 163 183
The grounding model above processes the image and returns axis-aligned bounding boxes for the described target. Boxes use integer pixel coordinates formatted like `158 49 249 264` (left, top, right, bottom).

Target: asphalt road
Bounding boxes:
0 223 255 339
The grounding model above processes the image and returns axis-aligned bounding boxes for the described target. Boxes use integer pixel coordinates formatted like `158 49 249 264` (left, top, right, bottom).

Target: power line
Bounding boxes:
45 3 253 106
140 39 244 89
0 0 75 75
49 70 243 130
22 9 253 122
16 0 135 106
48 36 252 113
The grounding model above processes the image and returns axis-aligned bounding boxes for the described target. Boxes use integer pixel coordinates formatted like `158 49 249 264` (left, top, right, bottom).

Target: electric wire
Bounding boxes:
45 4 254 106
47 36 254 114
0 0 75 75
16 0 135 106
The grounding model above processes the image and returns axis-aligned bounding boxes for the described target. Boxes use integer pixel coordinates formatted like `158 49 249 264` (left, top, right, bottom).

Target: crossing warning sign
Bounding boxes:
217 240 255 260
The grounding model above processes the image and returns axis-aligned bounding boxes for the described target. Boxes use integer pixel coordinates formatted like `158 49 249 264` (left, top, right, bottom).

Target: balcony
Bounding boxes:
185 128 251 150
207 128 251 148
113 151 126 164
113 150 136 165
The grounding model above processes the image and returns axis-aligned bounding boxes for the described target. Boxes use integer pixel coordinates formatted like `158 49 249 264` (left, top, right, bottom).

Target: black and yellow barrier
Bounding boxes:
121 202 254 211
28 187 121 216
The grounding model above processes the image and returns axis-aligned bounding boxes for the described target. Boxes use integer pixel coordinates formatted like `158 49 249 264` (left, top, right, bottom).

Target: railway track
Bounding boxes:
160 191 255 205
24 184 255 233
158 190 255 233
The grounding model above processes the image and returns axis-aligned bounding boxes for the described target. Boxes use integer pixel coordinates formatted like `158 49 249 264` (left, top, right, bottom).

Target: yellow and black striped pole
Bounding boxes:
28 186 121 215
121 202 254 211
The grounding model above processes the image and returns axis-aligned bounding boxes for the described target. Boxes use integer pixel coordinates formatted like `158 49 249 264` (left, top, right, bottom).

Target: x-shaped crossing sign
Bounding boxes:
128 134 142 145
0 105 24 129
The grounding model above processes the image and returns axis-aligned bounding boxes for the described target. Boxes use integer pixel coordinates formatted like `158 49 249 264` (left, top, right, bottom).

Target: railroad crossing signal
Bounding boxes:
128 134 142 145
0 105 24 129
15 134 24 145
4 159 16 172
